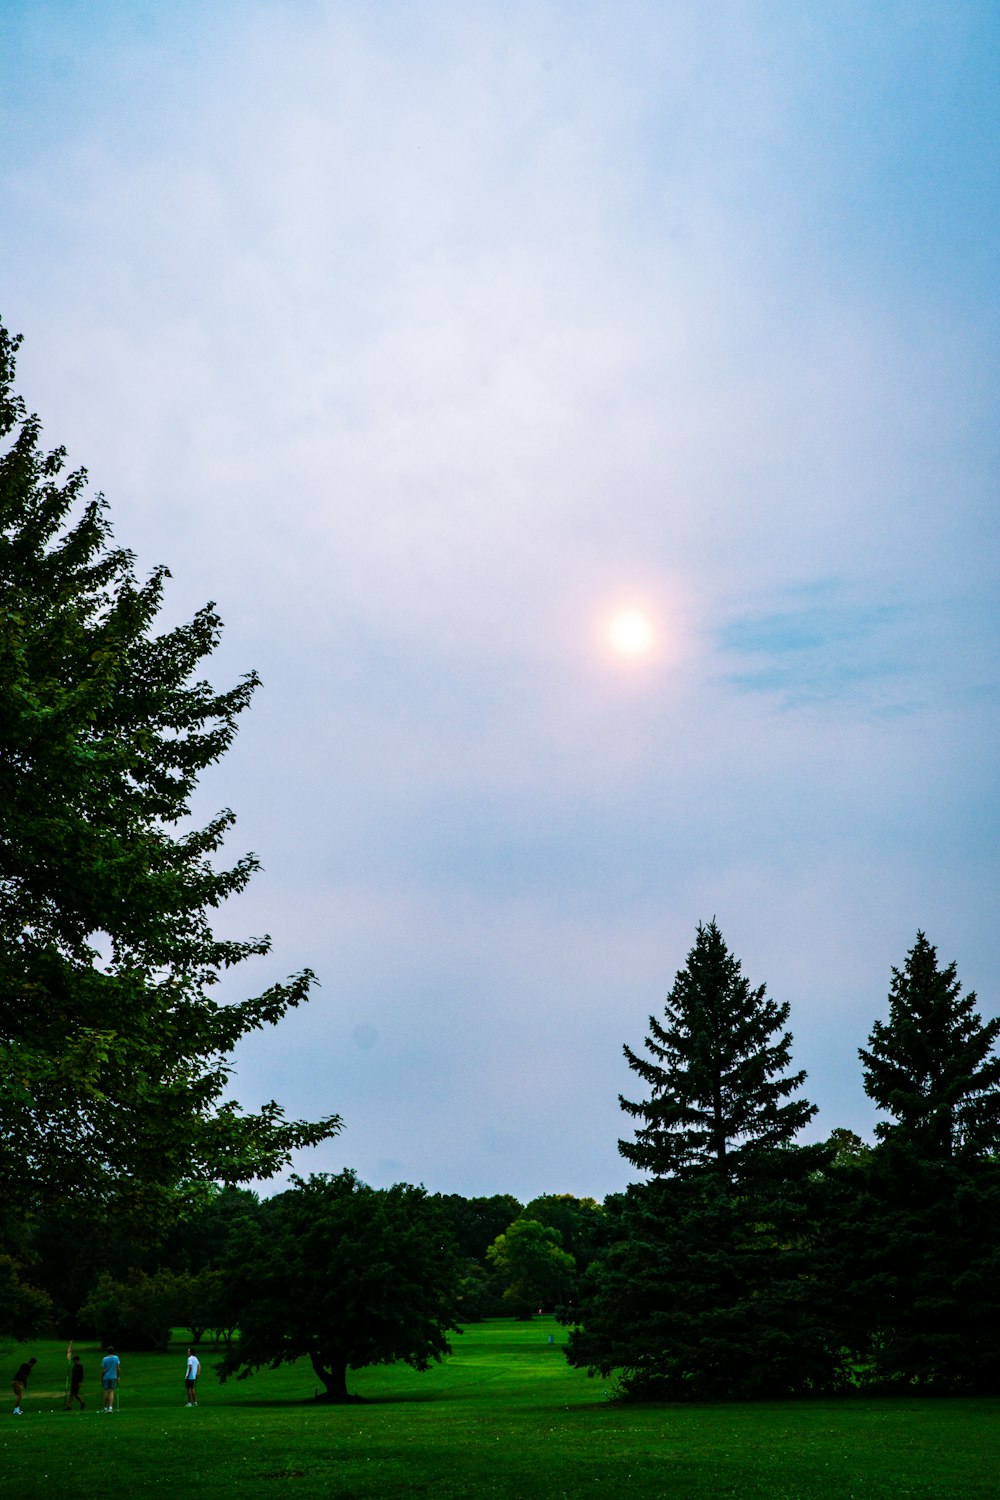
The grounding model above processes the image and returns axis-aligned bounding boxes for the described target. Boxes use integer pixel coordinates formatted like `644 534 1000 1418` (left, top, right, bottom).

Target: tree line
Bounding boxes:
2 320 998 1400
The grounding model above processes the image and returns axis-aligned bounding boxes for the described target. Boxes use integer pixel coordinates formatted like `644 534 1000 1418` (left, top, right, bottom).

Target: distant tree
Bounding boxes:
846 934 1000 1392
0 1253 53 1339
0 321 338 1234
486 1219 576 1316
80 1267 184 1350
220 1172 465 1401
564 921 840 1399
518 1195 603 1268
157 1185 262 1275
433 1194 523 1262
175 1267 227 1345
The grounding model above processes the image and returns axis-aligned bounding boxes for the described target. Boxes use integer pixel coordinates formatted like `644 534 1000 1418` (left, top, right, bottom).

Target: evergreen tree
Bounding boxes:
847 934 1000 1392
619 920 816 1188
0 321 338 1234
564 921 841 1398
860 931 1000 1157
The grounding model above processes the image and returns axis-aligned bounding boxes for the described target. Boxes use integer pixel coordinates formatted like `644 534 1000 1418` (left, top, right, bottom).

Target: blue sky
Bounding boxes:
2 1 997 1199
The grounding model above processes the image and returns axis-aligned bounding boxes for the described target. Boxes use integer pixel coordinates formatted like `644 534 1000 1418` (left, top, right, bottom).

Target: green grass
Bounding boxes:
2 1320 997 1497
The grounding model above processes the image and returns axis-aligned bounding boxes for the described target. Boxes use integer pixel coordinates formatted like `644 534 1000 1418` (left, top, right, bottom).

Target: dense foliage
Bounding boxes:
0 321 338 1233
219 1172 466 1401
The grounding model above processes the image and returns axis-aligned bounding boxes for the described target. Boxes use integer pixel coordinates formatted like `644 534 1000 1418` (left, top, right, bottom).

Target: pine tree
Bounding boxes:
0 320 339 1234
860 931 1000 1158
619 919 816 1188
564 921 841 1398
846 934 1000 1392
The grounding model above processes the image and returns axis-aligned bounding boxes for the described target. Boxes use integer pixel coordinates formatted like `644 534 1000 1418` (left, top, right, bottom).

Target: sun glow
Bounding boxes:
607 608 655 657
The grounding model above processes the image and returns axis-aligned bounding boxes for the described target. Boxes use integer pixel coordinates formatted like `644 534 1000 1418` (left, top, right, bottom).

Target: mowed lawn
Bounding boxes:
2 1321 997 1498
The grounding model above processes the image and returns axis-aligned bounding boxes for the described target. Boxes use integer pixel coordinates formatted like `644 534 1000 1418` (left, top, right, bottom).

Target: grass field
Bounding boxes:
2 1320 997 1498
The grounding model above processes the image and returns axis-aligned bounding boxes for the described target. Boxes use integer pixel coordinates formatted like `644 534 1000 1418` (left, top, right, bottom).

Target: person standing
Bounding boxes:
68 1355 85 1410
100 1347 121 1412
12 1356 36 1415
185 1348 201 1406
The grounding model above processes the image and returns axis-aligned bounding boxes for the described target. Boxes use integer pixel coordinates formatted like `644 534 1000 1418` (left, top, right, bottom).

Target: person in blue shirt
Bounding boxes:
100 1347 121 1412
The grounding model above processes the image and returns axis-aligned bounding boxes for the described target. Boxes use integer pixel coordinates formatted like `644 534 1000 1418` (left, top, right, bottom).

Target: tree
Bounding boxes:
0 321 339 1232
220 1171 465 1401
564 921 839 1399
79 1267 184 1350
432 1193 523 1262
860 931 1000 1158
486 1218 576 1315
0 1254 52 1339
845 934 1000 1392
518 1195 604 1271
619 920 816 1188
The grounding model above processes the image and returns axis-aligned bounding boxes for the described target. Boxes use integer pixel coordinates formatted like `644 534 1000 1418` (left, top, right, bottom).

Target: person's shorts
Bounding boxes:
12 1381 24 1400
102 1378 118 1390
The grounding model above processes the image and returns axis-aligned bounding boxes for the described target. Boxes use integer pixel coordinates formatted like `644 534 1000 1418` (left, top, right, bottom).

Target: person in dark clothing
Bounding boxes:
68 1355 85 1410
12 1356 36 1415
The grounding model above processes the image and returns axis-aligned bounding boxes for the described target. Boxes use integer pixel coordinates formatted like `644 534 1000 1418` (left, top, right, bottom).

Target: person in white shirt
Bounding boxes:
185 1348 201 1406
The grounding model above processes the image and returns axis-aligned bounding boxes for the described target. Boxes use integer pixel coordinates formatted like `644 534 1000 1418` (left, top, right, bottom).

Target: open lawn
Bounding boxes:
2 1321 997 1498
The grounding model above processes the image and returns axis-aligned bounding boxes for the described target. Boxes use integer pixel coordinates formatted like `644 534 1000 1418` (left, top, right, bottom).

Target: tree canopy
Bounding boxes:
220 1171 466 1401
486 1217 576 1315
0 321 338 1232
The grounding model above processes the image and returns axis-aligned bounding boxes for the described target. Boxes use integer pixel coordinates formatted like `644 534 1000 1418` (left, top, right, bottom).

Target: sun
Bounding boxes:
607 608 655 657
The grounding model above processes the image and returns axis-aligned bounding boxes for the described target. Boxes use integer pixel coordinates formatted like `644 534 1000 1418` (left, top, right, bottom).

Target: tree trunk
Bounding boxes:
309 1351 351 1402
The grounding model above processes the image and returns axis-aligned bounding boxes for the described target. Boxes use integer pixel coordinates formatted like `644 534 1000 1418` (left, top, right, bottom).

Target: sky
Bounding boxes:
1 1 998 1203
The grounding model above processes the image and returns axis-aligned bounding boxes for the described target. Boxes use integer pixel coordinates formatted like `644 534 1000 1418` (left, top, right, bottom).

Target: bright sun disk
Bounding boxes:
608 609 654 656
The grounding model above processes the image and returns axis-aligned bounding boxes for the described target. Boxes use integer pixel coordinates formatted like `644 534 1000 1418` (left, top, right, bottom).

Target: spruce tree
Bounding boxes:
860 930 1000 1157
848 934 1000 1391
619 919 816 1188
0 321 339 1234
565 921 841 1398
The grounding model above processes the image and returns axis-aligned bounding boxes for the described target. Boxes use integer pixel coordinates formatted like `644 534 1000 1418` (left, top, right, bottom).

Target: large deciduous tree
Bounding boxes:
846 933 1000 1392
564 921 840 1399
0 322 339 1234
220 1171 465 1401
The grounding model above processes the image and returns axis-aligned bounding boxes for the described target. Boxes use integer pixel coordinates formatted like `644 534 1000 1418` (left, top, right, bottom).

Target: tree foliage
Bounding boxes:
0 321 339 1233
486 1218 576 1315
79 1267 184 1350
220 1172 465 1401
0 1253 53 1340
